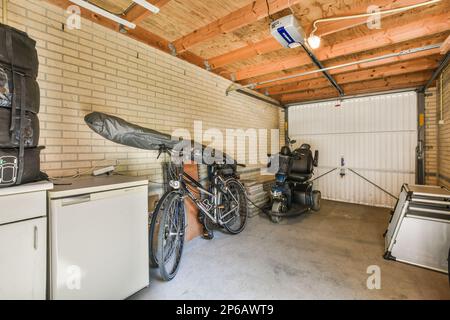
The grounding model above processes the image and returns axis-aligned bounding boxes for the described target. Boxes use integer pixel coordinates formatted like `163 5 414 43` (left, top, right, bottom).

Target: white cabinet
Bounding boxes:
0 217 46 300
48 176 149 300
0 181 53 300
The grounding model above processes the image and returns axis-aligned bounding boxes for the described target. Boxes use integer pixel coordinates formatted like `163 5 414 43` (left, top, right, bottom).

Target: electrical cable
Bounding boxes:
48 166 100 181
112 171 166 185
287 0 294 15
265 0 274 22
310 0 441 37
246 192 271 215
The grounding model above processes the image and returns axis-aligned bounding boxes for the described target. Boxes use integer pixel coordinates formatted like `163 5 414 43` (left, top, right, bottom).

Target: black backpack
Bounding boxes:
0 23 46 187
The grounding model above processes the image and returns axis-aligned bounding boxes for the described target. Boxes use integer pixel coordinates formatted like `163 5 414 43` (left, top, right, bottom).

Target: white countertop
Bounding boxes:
0 181 54 197
48 175 149 199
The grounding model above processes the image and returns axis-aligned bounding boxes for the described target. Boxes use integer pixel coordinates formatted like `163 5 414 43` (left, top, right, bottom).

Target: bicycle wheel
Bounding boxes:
148 191 174 268
221 178 248 234
157 191 186 281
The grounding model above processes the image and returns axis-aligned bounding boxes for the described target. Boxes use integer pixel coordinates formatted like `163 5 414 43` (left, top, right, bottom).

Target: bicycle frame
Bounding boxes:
171 168 239 226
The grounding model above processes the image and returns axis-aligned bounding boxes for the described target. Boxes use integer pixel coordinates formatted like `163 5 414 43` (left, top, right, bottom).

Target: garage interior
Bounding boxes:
0 0 449 300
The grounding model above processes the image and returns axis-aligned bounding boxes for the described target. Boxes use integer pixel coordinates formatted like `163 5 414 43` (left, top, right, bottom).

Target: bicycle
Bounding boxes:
149 147 248 281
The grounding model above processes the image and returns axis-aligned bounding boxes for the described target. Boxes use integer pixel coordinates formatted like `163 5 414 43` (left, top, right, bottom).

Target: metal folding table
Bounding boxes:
384 184 450 273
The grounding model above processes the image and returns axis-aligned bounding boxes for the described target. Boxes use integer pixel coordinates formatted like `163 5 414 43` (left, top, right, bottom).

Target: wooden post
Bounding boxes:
183 163 204 241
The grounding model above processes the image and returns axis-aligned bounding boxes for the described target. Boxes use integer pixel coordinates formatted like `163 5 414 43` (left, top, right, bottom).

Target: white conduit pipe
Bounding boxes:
227 43 442 94
310 0 442 37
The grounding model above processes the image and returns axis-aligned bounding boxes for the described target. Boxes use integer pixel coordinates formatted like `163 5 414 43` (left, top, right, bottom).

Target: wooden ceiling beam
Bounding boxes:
124 0 171 25
259 49 441 91
441 35 450 54
280 71 432 103
233 12 450 81
246 34 446 89
264 55 441 95
171 0 303 54
208 0 431 69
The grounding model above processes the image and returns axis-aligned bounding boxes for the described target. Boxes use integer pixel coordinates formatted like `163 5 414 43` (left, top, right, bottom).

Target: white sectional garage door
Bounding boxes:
288 91 417 208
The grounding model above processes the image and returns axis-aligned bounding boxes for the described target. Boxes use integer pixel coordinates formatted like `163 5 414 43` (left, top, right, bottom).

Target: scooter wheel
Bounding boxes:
270 215 282 224
271 201 284 223
311 190 321 212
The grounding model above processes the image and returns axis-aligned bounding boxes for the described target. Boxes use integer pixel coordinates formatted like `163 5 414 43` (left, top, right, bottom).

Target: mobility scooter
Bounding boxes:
267 139 321 223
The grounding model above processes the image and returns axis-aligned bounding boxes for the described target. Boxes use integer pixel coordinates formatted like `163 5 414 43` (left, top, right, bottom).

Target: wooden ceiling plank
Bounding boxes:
209 38 281 70
280 80 429 103
343 71 432 91
234 12 449 81
172 0 303 54
247 35 446 89
264 54 440 95
335 57 438 82
235 54 310 81
208 0 433 69
124 0 172 24
346 80 427 95
279 88 338 103
280 71 432 103
269 56 439 95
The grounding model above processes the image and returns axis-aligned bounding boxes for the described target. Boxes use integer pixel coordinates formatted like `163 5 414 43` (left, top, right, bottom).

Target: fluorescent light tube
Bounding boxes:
133 0 160 14
69 0 136 29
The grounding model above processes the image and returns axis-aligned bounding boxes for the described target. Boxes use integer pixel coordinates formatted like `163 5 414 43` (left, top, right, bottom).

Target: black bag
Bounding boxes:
0 108 39 148
0 147 46 187
0 23 39 78
0 24 44 188
0 64 40 113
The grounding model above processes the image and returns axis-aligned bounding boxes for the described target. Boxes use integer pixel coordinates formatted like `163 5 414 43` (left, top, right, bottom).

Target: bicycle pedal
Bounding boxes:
202 231 214 240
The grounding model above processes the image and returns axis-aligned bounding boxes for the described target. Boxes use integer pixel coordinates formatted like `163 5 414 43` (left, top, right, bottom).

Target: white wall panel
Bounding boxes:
288 92 417 208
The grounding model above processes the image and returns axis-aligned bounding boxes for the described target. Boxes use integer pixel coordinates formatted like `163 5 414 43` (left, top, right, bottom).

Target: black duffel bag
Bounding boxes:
0 108 39 148
0 146 47 187
0 64 40 113
0 23 39 79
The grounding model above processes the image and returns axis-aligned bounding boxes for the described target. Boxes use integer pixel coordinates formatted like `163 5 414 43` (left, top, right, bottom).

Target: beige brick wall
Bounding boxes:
2 0 280 188
437 61 450 188
424 88 438 185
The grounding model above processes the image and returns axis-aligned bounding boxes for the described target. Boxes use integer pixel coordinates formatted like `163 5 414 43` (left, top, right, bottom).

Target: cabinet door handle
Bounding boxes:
61 195 91 206
34 226 38 250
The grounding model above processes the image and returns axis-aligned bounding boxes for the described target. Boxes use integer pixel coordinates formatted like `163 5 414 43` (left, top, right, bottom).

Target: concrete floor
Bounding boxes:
132 200 450 300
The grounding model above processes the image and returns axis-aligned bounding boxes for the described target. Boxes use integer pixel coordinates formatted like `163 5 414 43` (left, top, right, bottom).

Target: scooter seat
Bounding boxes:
287 147 314 182
288 173 312 183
